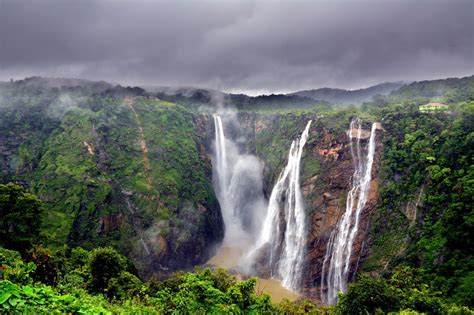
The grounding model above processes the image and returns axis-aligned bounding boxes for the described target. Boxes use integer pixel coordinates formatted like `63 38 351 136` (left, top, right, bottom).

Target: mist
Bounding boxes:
211 110 267 250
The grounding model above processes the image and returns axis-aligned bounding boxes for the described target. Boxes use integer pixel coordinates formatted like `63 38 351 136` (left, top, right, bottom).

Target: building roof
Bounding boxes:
420 103 448 107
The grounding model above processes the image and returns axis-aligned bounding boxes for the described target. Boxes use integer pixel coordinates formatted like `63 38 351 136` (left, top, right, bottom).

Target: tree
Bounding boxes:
105 271 144 300
0 183 43 251
336 274 400 314
88 247 126 293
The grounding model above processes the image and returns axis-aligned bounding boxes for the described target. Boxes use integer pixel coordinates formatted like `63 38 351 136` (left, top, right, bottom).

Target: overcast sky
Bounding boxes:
0 0 473 95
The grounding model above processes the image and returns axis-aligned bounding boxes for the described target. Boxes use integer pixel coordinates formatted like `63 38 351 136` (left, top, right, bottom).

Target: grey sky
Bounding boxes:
0 0 473 95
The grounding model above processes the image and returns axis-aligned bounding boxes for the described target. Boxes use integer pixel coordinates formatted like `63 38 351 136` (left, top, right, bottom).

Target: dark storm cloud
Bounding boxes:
0 0 472 94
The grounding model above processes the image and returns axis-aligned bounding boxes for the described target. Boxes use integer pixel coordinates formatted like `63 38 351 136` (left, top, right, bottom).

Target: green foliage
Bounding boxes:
153 268 275 314
363 99 474 307
27 245 65 286
69 246 91 267
89 247 127 293
105 271 145 301
453 271 474 307
0 93 222 272
0 280 110 314
0 247 35 284
447 305 474 315
0 183 43 251
387 266 445 314
276 298 328 314
57 247 92 292
1 248 323 313
335 274 400 314
336 267 474 314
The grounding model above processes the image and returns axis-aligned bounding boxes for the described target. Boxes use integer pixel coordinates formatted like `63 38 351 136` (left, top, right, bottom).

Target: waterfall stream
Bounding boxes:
321 120 377 305
247 120 312 291
212 114 266 245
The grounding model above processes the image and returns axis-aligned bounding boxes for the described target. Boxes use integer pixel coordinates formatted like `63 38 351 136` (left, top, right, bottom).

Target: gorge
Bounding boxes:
1 76 472 312
209 109 382 302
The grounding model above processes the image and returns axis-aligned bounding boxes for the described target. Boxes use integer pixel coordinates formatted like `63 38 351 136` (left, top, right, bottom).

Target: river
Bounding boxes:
206 245 299 303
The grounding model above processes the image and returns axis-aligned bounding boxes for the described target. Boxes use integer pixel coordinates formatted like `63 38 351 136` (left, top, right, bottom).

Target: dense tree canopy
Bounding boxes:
0 183 43 251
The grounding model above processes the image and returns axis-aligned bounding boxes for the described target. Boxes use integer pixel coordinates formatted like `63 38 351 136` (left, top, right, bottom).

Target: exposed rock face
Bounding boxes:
232 113 383 301
301 124 383 302
97 214 124 234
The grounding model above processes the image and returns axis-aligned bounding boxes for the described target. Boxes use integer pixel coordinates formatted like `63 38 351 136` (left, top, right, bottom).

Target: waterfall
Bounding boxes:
213 115 230 222
321 120 377 305
212 114 266 245
248 120 312 291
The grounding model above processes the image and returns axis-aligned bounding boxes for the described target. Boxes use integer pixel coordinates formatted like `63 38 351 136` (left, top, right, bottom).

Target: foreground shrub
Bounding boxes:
336 274 400 314
106 271 145 300
153 268 275 314
27 245 65 286
0 280 110 313
276 298 327 314
0 247 35 284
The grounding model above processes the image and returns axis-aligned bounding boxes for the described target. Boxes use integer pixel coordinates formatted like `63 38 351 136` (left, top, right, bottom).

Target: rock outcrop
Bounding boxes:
301 122 383 302
232 113 383 301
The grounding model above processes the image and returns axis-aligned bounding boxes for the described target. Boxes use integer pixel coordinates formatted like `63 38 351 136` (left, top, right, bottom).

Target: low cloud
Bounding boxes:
0 0 472 94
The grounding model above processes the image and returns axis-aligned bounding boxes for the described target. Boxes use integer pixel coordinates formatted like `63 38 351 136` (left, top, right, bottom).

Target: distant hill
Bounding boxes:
2 76 147 97
289 82 404 105
151 87 326 110
7 76 113 92
389 75 474 101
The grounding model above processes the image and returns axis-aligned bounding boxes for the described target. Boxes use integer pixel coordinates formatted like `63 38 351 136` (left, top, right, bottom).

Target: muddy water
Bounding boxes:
206 246 299 303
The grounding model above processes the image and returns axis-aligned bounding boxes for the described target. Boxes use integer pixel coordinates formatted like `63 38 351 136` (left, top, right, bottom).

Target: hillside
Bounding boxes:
290 82 404 105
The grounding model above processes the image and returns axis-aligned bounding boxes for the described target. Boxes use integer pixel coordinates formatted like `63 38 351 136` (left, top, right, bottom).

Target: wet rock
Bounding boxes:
300 125 383 302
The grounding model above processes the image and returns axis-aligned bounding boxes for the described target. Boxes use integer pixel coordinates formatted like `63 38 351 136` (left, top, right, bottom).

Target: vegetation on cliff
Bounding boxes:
361 79 474 307
0 81 222 276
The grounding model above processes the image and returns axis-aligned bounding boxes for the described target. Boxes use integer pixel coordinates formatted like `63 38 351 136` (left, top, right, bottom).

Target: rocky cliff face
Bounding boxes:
301 123 383 301
230 113 383 301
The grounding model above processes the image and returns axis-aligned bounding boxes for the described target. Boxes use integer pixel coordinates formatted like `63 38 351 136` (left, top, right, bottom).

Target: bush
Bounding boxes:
27 245 65 285
0 183 43 251
447 305 474 315
153 268 275 314
0 280 110 313
69 247 90 268
276 298 325 314
453 271 474 307
0 247 35 284
336 274 400 314
105 271 144 301
58 247 91 292
88 247 126 293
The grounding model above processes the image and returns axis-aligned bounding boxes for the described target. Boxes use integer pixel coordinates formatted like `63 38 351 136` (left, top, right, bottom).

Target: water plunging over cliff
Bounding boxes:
321 120 377 305
212 114 266 246
248 120 312 291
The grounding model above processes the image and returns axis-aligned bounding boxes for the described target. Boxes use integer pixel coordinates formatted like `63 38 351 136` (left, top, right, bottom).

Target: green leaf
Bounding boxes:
8 298 18 306
0 292 12 304
60 295 75 304
22 286 34 297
